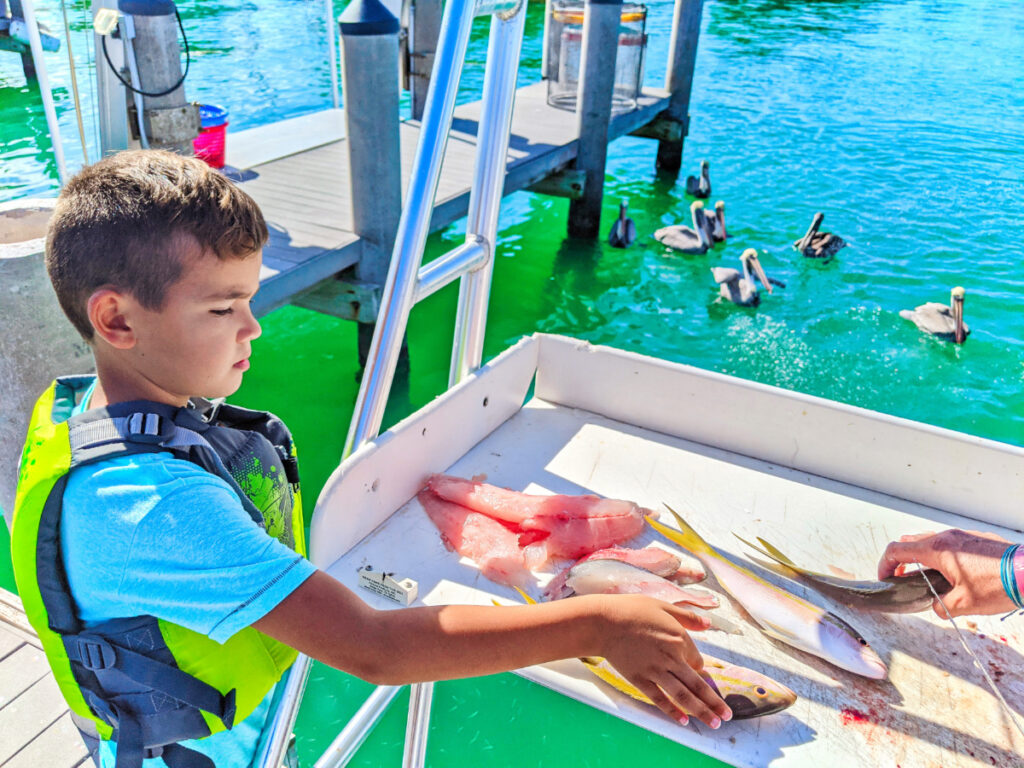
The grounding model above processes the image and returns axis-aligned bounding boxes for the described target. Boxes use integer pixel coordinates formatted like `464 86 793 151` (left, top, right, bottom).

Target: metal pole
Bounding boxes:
313 686 402 768
449 5 526 385
343 0 477 458
656 0 702 172
325 0 340 109
401 680 433 768
20 0 67 184
254 655 312 768
566 0 620 239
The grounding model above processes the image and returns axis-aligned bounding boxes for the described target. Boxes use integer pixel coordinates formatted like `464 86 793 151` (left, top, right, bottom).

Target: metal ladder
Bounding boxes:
256 0 526 764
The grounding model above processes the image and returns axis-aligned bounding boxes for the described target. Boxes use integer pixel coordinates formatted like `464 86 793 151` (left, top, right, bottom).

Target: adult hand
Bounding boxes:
877 529 1016 618
598 595 732 728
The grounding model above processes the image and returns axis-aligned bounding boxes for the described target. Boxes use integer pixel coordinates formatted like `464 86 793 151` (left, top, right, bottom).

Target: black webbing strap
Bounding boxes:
66 635 236 729
110 706 215 768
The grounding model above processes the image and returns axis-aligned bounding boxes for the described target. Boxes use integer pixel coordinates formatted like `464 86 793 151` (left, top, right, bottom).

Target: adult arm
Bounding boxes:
877 529 1017 618
253 569 732 727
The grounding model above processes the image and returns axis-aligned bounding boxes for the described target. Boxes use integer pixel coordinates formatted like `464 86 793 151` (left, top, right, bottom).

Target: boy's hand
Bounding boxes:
877 529 1015 618
595 595 732 728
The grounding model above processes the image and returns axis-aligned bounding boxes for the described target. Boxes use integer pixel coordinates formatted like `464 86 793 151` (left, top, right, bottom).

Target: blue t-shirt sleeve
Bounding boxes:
123 477 316 643
63 454 316 644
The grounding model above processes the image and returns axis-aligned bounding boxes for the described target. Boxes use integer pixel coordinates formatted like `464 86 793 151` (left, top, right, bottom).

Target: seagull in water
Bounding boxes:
900 286 970 344
794 212 846 259
654 200 711 255
686 160 712 198
608 199 637 248
711 248 775 307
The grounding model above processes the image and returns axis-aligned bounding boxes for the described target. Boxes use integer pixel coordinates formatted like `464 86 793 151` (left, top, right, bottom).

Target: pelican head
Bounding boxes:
741 248 772 294
700 159 709 173
951 286 966 343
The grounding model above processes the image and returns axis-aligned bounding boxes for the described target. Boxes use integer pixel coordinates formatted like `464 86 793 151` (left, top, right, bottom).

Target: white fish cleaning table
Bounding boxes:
310 333 1024 767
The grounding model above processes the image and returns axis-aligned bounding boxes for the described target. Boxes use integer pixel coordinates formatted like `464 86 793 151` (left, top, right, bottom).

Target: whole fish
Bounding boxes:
498 590 792 719
581 654 797 720
565 559 720 609
543 545 705 601
562 559 742 635
649 506 888 680
736 535 953 614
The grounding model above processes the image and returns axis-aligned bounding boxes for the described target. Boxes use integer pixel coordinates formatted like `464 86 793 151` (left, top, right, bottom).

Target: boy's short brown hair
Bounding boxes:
46 150 269 341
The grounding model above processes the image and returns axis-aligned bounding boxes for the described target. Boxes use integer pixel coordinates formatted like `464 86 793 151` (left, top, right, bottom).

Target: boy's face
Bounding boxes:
125 247 263 402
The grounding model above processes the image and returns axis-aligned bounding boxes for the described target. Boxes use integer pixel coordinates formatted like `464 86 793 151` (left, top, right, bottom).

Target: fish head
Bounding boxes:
818 613 888 679
701 657 797 719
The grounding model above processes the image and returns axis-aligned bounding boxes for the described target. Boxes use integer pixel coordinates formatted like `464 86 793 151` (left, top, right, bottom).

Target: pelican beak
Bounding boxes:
751 256 773 294
954 297 965 344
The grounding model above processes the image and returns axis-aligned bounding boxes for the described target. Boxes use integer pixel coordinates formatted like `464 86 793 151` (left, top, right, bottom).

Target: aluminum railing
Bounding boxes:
256 0 527 764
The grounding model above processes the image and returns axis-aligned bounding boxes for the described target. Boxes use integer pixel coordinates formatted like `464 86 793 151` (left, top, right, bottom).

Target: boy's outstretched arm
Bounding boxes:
253 570 732 727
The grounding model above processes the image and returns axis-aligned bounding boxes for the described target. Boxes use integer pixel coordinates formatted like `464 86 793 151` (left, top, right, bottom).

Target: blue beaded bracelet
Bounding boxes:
1000 544 1023 610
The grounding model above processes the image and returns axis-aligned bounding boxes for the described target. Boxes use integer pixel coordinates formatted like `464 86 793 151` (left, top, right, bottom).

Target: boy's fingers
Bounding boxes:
637 680 688 724
668 604 712 634
663 669 729 728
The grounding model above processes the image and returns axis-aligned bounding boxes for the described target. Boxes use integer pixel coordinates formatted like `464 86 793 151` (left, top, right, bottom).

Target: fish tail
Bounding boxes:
647 505 714 557
513 586 537 605
756 537 798 568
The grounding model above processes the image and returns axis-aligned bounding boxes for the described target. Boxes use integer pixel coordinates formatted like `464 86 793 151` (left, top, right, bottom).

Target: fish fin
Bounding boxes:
745 554 801 583
580 657 654 706
756 617 799 646
513 586 537 605
648 505 714 556
755 537 800 569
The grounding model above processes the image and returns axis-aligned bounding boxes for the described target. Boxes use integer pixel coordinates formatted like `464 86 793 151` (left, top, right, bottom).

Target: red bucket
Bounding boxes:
193 104 228 169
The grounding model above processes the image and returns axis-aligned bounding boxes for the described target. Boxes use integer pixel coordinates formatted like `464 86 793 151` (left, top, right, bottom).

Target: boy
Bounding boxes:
11 151 730 768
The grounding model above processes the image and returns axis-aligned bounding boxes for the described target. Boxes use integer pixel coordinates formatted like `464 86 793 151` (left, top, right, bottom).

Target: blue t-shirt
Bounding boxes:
61 386 316 767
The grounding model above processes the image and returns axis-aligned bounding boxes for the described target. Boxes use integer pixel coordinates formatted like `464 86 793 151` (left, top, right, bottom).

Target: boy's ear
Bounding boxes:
87 288 137 349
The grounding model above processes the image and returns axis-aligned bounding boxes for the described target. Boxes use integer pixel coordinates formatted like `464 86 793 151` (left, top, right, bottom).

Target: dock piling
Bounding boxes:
656 0 703 173
407 0 441 121
337 0 408 381
567 0 622 239
339 0 402 285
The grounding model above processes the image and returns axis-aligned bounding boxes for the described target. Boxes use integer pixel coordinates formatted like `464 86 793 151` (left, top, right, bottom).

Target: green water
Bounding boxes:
3 0 1024 764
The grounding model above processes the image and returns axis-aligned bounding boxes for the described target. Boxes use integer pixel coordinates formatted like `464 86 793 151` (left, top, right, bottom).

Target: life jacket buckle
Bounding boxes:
76 635 116 670
126 412 174 445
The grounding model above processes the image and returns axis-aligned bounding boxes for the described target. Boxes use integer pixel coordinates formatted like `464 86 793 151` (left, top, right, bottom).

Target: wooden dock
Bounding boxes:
0 588 90 768
236 82 673 316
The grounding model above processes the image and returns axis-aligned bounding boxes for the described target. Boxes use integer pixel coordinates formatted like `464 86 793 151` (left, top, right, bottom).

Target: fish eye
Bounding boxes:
756 687 766 696
858 638 868 646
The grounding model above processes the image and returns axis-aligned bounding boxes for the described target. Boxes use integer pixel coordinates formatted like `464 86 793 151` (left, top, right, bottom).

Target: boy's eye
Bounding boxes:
211 308 233 316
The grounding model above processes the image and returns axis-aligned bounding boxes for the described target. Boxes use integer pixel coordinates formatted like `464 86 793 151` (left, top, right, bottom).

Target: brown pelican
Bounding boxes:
794 212 846 259
685 160 711 198
899 286 969 344
654 200 711 255
608 199 637 248
711 248 774 307
709 200 727 242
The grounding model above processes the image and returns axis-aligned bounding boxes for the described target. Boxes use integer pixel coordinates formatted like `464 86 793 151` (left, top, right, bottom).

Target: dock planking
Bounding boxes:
235 82 671 316
0 588 91 768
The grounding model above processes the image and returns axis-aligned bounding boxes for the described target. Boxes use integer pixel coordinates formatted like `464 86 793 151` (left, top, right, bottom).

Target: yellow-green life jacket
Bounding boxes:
10 377 307 768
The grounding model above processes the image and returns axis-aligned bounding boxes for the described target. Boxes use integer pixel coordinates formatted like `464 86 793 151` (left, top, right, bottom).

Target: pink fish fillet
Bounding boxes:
543 546 705 600
426 474 651 560
417 490 541 589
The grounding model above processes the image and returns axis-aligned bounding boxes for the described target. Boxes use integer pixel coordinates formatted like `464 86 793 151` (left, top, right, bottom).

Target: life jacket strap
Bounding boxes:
65 633 237 729
109 704 216 768
67 412 266 527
